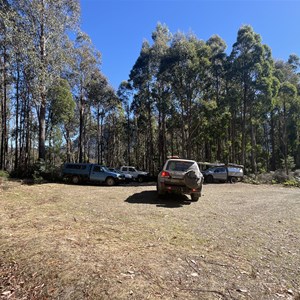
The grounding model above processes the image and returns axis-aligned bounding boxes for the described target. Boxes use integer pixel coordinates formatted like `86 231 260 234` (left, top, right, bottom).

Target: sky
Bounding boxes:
80 0 300 90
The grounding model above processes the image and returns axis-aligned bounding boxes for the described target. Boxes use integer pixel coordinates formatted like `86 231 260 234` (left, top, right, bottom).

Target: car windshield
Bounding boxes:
102 166 110 172
166 161 194 172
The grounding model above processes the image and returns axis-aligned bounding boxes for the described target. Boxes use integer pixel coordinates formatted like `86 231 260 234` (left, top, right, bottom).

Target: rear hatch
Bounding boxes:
164 160 195 186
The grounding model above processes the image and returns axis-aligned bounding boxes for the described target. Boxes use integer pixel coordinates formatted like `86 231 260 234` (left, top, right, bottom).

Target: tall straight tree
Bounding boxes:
151 23 171 167
160 33 210 158
129 40 155 172
230 25 274 172
0 0 12 170
72 32 101 163
9 0 80 161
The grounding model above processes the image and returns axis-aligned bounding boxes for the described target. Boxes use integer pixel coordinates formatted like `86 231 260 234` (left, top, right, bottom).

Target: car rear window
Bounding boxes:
166 161 194 172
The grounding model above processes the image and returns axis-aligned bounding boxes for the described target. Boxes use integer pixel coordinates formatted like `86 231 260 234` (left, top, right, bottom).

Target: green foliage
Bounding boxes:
281 155 296 170
283 180 300 188
0 170 9 178
32 160 47 184
48 79 75 125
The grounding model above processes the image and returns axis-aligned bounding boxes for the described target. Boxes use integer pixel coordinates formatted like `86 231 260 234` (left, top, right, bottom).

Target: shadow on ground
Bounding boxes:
125 190 192 208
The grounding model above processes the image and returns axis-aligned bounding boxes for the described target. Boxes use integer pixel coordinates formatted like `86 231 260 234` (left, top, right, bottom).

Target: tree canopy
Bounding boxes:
0 2 299 177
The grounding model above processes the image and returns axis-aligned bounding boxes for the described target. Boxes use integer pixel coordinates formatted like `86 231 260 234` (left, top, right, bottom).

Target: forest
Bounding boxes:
0 0 300 178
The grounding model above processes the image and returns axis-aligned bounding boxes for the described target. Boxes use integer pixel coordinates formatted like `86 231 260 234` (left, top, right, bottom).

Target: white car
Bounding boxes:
157 158 203 201
119 166 149 183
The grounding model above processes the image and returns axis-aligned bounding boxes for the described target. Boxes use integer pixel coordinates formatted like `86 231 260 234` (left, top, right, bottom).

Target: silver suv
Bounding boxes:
202 166 243 183
157 158 204 201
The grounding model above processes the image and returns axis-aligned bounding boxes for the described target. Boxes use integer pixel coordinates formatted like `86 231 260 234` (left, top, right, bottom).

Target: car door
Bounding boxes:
128 167 137 177
214 167 227 181
90 165 106 182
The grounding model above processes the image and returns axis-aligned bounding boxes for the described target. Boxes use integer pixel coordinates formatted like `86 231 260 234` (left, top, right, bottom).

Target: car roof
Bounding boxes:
166 159 196 163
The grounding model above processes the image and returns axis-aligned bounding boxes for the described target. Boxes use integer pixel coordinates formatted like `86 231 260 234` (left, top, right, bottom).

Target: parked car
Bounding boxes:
62 163 125 186
202 165 243 183
157 158 204 201
119 166 149 183
108 168 133 183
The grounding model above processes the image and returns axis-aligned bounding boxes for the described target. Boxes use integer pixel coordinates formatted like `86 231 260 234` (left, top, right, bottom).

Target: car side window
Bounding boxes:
93 166 102 172
123 167 128 171
129 168 135 172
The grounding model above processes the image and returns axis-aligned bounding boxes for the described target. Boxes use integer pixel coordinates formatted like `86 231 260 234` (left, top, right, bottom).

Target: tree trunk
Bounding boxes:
79 90 84 163
270 110 276 171
1 47 8 170
38 5 46 161
241 83 247 167
14 61 20 171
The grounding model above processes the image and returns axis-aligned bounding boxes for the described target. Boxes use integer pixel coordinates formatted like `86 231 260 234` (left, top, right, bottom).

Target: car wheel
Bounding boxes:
106 177 116 186
63 175 70 183
157 183 165 197
230 177 237 184
137 176 144 183
191 193 199 202
206 175 213 183
72 176 80 184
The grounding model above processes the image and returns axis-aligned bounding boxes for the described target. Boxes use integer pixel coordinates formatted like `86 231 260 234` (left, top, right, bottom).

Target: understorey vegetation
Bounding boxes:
0 1 299 179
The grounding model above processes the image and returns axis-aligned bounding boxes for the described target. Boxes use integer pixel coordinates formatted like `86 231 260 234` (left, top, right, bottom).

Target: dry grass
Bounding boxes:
1 182 300 299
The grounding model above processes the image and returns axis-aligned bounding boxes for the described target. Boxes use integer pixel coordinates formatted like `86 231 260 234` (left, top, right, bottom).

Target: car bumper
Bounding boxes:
160 183 202 195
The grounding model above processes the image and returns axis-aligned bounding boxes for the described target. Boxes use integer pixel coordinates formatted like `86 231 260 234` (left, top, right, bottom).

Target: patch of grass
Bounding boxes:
283 179 300 188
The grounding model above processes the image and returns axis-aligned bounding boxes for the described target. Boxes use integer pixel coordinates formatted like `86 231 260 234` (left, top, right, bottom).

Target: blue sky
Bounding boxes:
80 0 300 90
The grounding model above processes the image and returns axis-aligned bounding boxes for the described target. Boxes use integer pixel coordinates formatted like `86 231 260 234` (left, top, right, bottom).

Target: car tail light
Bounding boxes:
161 171 170 178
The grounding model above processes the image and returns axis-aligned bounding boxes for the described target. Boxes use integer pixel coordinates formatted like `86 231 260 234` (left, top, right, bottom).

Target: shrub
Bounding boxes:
0 170 9 178
283 180 300 188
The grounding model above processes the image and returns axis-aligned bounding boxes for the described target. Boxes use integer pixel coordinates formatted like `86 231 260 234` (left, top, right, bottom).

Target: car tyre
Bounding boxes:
206 175 213 183
137 176 144 183
191 193 200 202
106 177 116 186
157 183 166 198
229 176 237 184
72 176 80 184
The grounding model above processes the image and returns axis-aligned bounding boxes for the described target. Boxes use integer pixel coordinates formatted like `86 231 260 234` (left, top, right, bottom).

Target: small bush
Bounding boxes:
283 180 300 188
0 170 9 178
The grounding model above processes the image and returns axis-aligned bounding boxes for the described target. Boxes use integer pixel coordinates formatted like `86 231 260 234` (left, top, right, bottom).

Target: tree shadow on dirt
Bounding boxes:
125 191 192 208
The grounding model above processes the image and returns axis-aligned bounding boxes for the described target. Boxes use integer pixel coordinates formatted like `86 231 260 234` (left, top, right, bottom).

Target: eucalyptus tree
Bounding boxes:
129 40 155 171
47 78 76 162
151 23 172 166
117 80 133 165
7 0 80 162
104 96 125 167
276 82 297 174
72 32 101 163
230 25 275 172
273 57 300 172
205 35 229 162
129 23 172 172
0 0 13 170
160 32 211 159
87 71 119 164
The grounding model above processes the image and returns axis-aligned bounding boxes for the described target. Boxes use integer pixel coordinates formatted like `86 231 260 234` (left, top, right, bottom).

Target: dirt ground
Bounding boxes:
0 181 300 300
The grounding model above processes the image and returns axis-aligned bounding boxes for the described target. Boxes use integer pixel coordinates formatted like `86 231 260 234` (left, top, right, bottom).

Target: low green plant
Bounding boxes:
0 170 9 178
283 180 300 188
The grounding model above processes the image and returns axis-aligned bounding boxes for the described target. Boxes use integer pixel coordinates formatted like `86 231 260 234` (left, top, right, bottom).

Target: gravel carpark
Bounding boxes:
0 181 300 299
